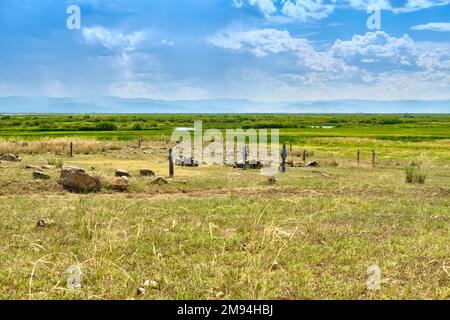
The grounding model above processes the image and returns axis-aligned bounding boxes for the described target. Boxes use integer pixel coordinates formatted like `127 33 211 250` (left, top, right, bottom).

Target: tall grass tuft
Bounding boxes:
405 158 429 184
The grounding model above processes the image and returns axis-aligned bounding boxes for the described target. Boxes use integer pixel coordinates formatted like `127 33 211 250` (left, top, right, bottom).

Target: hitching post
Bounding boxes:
281 143 287 173
169 149 174 177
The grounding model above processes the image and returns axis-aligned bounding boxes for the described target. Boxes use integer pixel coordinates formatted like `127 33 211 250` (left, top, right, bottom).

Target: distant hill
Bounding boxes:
0 96 449 114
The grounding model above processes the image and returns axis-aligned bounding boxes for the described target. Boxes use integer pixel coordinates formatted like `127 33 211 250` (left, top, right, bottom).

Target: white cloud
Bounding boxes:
233 0 450 21
411 22 450 31
82 26 146 53
233 0 277 15
280 0 335 22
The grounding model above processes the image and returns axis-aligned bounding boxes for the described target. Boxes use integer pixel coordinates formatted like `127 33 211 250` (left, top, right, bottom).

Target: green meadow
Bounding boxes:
0 113 449 299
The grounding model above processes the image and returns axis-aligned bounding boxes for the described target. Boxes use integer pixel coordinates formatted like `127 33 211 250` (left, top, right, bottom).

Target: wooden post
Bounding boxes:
372 150 376 167
70 142 73 158
281 144 287 173
289 142 293 152
138 136 144 149
302 149 307 162
169 149 174 177
357 150 360 166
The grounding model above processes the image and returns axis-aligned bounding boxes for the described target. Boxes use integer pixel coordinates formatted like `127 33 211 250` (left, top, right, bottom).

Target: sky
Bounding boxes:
0 0 449 101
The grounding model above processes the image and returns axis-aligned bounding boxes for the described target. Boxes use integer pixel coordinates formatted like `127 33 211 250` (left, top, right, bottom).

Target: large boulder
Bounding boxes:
115 169 131 177
62 171 103 193
108 176 129 192
60 166 86 178
0 154 22 162
33 171 51 180
140 168 155 177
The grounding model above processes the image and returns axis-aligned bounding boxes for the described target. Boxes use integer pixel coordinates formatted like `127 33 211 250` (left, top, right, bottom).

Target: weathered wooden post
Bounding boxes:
138 136 144 149
281 143 287 173
289 142 293 152
372 150 376 167
302 149 307 162
70 142 73 158
357 150 360 166
242 145 247 170
168 149 174 177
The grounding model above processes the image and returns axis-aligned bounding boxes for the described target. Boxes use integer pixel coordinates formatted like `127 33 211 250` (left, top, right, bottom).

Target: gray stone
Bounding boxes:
60 166 86 178
151 177 168 185
115 169 131 177
0 154 22 162
33 170 51 180
140 168 155 177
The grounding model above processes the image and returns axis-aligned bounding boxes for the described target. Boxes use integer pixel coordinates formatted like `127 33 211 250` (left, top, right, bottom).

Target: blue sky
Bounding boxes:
0 0 449 101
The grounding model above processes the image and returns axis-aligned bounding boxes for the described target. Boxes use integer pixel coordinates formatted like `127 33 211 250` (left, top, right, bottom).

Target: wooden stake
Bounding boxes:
169 149 174 177
70 142 73 158
357 150 360 166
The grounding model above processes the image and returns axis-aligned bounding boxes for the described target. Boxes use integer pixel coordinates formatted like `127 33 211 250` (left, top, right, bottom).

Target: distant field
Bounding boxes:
1 114 450 142
0 113 449 300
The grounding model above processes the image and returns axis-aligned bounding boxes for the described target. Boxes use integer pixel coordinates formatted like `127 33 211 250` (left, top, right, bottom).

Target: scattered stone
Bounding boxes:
143 280 159 289
151 177 168 185
60 166 86 178
25 165 40 170
33 171 51 180
136 287 146 296
108 176 129 192
305 160 319 167
36 219 55 228
312 171 331 178
267 176 277 185
115 169 130 177
0 154 22 162
140 168 155 177
41 165 56 170
62 171 103 193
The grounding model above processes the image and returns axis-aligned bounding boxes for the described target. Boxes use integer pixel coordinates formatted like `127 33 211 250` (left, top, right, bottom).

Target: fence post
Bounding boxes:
372 150 376 167
289 142 293 152
357 150 360 166
281 143 287 173
70 142 73 158
138 136 143 149
168 149 174 177
302 149 307 162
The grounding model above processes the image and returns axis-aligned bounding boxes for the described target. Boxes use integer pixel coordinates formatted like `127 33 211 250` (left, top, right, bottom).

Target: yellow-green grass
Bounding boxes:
0 141 449 299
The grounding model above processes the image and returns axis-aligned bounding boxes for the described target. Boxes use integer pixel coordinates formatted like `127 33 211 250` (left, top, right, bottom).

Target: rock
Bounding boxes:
108 176 129 192
143 280 159 289
305 160 319 167
140 168 155 177
115 169 130 177
151 177 168 185
41 165 56 170
0 154 22 162
267 176 277 185
136 287 146 296
25 165 40 170
62 171 103 193
312 170 331 178
36 219 55 228
60 166 86 178
33 171 51 180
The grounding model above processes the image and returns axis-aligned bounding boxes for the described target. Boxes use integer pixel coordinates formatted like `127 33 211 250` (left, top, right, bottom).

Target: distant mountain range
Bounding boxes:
0 96 449 114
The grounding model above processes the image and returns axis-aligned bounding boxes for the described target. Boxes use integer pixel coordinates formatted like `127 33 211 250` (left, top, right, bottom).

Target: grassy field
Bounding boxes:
0 114 449 300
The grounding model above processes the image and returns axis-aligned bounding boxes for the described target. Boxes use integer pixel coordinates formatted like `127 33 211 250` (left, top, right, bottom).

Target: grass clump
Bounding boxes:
405 158 429 184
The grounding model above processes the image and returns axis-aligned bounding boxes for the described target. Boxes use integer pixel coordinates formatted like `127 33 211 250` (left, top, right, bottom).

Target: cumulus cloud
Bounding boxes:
233 0 450 21
411 22 450 31
208 28 450 77
281 0 335 22
82 26 146 52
